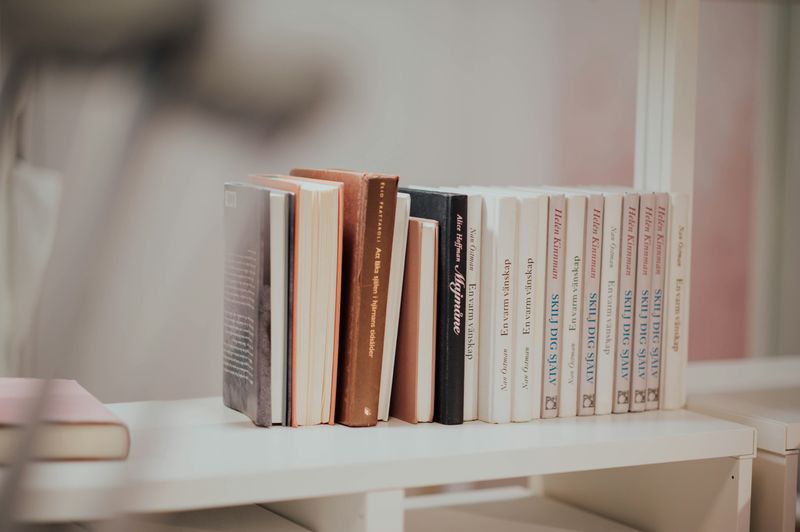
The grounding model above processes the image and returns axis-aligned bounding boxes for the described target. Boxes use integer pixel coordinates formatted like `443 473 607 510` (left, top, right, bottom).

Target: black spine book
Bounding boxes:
223 183 272 426
399 187 468 425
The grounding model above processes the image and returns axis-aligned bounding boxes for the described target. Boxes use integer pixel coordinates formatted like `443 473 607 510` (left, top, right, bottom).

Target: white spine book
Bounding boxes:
378 193 411 421
660 193 691 409
647 192 669 410
477 192 517 423
557 194 587 418
510 193 546 422
594 192 623 415
578 194 604 415
630 193 654 412
541 194 567 418
463 193 482 421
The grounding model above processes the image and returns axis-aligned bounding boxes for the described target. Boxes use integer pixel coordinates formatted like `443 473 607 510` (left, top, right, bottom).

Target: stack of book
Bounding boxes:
222 170 691 427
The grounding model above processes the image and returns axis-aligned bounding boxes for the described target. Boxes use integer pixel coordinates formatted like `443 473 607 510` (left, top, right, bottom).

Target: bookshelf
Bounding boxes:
687 356 800 532
10 397 754 531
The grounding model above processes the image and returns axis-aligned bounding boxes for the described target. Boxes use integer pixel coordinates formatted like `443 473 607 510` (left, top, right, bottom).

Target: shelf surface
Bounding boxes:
8 397 754 522
687 356 800 454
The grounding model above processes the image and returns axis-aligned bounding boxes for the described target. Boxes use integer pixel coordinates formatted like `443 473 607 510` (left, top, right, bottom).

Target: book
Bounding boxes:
508 190 548 422
647 192 669 410
400 187 468 425
541 193 567 418
378 193 411 422
223 182 292 427
630 193 654 412
578 193 604 416
475 191 517 423
290 168 398 427
390 217 438 424
661 193 691 410
614 192 640 413
0 378 129 462
249 175 343 426
593 190 623 415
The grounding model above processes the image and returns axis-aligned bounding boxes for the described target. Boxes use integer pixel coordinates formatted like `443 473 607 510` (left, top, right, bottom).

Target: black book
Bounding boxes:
399 187 468 425
222 183 293 426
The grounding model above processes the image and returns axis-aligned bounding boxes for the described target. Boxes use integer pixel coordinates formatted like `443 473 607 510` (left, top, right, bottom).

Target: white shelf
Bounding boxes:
10 397 754 523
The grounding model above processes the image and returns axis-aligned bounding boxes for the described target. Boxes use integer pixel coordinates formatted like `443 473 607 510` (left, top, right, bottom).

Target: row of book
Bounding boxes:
222 169 691 427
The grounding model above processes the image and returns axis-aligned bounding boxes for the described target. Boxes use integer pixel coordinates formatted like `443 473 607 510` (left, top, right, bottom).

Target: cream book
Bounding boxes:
250 175 343 426
541 193 567 418
0 378 129 463
614 192 640 413
475 190 517 424
647 193 669 410
630 193 654 412
378 193 411 422
661 193 691 409
390 218 438 424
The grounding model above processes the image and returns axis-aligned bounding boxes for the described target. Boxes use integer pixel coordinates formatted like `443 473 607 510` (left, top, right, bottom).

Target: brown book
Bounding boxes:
290 168 399 426
391 218 438 424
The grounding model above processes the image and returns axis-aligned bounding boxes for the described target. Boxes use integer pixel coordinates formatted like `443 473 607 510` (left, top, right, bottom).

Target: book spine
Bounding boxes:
661 193 691 409
559 196 586 418
530 196 548 420
578 195 604 416
434 196 468 425
614 194 640 413
512 196 536 422
478 195 515 423
595 195 622 415
464 195 482 421
647 193 669 410
630 194 654 412
340 178 398 427
542 195 566 419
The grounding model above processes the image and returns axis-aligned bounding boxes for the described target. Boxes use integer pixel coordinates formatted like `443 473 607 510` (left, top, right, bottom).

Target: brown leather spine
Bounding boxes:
290 168 399 426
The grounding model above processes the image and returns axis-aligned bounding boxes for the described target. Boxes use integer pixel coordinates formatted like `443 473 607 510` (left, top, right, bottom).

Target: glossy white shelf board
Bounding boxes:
11 397 754 522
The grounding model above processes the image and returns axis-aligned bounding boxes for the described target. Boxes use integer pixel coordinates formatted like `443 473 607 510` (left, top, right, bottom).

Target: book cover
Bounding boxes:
647 192 669 410
400 187 468 425
378 193 411 422
223 183 274 427
630 193 654 412
613 193 640 413
390 218 438 424
542 194 566 418
291 168 398 427
578 194 604 416
476 191 517 423
661 193 691 409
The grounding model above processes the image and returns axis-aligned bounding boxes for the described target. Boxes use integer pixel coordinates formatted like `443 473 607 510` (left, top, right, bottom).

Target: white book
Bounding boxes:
647 192 669 410
444 187 483 421
475 190 517 423
378 193 411 422
578 194 604 415
660 193 691 409
630 193 654 412
269 192 291 425
614 192 640 413
594 191 623 415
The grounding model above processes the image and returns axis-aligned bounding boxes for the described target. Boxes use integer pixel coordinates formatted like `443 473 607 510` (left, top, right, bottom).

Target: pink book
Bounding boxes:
630 194 655 412
0 378 130 462
578 194 604 416
613 193 640 413
647 193 670 409
542 194 566 419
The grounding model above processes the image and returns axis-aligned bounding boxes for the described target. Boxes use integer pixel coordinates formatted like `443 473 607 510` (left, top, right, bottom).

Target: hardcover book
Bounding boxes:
249 175 343 426
390 217 438 424
223 182 292 426
291 168 399 427
613 192 640 413
378 193 411 422
630 193 654 412
661 193 691 410
0 378 130 462
400 187 468 425
578 193 604 415
647 192 669 410
541 193 567 418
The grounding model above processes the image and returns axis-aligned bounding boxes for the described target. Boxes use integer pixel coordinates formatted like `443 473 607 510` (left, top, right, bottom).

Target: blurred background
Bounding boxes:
1 0 798 403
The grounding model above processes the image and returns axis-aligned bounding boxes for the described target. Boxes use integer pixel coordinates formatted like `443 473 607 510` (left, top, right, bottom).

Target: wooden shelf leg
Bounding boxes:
538 456 753 532
266 489 404 532
751 450 798 532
